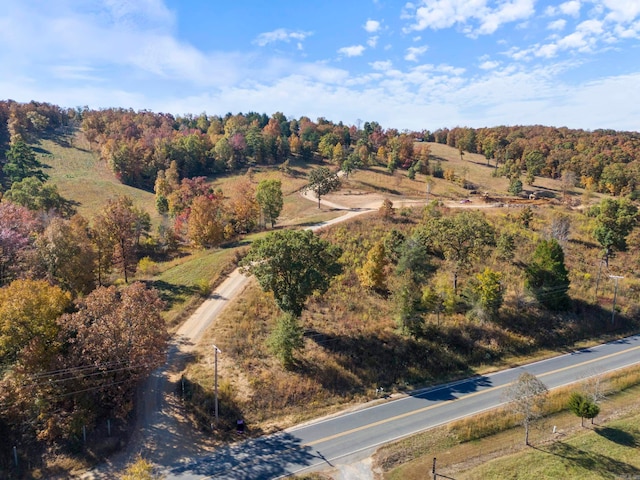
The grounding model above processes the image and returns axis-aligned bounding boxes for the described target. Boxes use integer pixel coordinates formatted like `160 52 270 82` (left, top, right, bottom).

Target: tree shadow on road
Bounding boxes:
168 431 318 479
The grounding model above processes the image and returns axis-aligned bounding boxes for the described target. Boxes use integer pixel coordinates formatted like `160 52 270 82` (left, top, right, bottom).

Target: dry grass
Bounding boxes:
183 195 639 436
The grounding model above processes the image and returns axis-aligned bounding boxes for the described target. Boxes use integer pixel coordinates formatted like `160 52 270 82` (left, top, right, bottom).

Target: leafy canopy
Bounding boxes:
255 179 283 228
307 166 341 208
240 229 342 316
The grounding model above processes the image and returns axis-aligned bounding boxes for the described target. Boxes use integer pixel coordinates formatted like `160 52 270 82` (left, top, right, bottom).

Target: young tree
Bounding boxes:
504 372 548 445
567 391 600 427
525 238 571 310
591 198 638 266
471 267 504 321
267 312 304 368
508 176 523 196
187 194 226 248
93 196 148 283
255 179 283 228
394 273 423 337
519 206 534 229
307 166 341 208
495 232 516 262
379 198 394 220
358 241 388 291
230 179 259 234
240 230 342 316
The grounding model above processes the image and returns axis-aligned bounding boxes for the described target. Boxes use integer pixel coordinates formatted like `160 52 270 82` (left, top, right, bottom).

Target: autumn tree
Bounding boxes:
470 267 503 321
504 372 548 445
525 238 571 310
307 166 341 208
187 193 226 248
58 283 168 418
93 196 149 283
240 229 342 316
0 201 41 285
255 179 283 228
35 215 96 295
358 241 388 291
0 279 71 366
374 199 394 222
230 180 259 234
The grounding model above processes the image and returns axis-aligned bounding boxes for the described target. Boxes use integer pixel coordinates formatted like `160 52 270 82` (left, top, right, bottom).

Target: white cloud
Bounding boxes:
338 45 366 57
364 19 381 32
403 0 535 36
603 0 640 23
405 45 429 61
479 60 500 69
1 0 640 134
559 1 581 17
370 60 393 71
254 28 312 47
535 43 559 58
548 19 567 30
367 36 379 47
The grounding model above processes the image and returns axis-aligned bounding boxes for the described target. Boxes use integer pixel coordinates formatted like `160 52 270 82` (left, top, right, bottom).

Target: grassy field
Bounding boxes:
36 131 160 223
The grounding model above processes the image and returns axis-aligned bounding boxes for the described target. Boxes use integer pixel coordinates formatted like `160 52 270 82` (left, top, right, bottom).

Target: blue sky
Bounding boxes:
1 0 640 131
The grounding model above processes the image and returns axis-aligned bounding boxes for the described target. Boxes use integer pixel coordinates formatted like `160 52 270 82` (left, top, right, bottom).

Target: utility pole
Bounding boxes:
609 275 623 324
213 344 221 425
432 457 437 480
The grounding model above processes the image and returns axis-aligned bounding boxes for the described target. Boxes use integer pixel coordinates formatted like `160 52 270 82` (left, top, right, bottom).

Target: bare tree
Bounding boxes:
549 214 571 244
581 369 608 405
504 372 548 445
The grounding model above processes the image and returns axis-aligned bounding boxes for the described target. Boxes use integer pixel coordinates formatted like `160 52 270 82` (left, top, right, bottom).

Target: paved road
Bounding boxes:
163 333 640 479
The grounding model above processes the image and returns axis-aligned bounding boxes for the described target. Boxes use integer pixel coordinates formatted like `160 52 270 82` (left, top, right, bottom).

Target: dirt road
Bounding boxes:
84 187 407 478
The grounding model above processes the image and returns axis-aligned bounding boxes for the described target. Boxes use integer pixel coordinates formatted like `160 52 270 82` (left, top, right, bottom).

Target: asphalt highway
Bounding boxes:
164 333 640 479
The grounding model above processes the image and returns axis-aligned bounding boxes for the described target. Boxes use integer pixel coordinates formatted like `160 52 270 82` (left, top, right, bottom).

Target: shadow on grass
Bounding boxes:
147 279 198 309
354 180 402 196
303 329 473 393
532 442 640 477
596 426 640 447
32 145 52 155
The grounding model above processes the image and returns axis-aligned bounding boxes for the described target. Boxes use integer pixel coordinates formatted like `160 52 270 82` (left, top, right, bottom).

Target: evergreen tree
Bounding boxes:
2 135 48 187
525 238 571 310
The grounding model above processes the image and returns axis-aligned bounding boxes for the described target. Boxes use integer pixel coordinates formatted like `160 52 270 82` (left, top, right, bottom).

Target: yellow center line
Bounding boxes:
304 344 640 447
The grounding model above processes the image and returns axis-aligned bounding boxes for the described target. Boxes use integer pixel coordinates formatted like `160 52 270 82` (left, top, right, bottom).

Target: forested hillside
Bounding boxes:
0 100 639 476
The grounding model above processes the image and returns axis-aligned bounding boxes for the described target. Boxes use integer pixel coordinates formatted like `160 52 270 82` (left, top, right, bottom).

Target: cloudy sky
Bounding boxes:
1 0 639 131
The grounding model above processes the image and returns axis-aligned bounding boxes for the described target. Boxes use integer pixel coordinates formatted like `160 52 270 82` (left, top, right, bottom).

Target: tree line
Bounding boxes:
433 125 640 197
